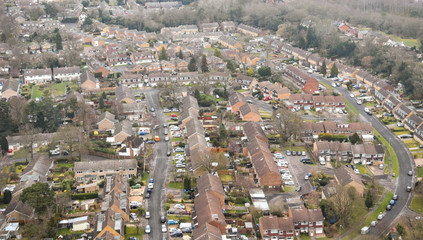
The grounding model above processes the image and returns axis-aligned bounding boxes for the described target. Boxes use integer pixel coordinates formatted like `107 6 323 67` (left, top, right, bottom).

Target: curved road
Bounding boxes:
313 74 415 236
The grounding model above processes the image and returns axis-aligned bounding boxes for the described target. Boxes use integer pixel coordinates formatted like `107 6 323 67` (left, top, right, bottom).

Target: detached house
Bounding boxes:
113 121 133 144
228 92 246 113
1 79 21 100
97 112 115 131
5 200 35 224
115 85 135 104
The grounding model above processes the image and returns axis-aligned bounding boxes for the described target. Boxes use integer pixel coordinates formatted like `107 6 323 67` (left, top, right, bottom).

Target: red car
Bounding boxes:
171 114 177 117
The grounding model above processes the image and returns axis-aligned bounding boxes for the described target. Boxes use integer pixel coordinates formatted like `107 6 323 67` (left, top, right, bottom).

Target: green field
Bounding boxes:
168 182 184 189
356 164 370 175
418 167 423 178
363 191 393 226
410 194 423 214
125 226 143 240
388 34 421 48
32 82 78 99
375 128 399 178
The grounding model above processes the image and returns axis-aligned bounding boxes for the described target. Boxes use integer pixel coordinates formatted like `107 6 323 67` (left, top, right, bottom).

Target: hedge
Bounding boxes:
71 192 98 200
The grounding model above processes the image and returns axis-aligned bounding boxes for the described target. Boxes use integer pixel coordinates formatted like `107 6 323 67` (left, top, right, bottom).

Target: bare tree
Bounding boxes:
8 97 28 127
332 185 353 227
77 103 96 132
55 125 83 159
272 107 303 146
19 124 41 161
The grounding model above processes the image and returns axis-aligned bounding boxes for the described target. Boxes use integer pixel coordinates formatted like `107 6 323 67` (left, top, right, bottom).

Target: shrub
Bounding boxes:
71 192 98 200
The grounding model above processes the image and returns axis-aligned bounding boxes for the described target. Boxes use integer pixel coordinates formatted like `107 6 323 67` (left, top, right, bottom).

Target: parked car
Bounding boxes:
285 181 295 186
161 215 166 223
167 151 171 156
145 212 150 219
393 195 398 200
302 151 306 156
171 231 183 237
408 171 413 176
150 107 155 112
407 186 412 192
286 150 291 156
386 205 392 211
174 204 185 209
145 225 151 234
168 219 178 225
145 192 151 199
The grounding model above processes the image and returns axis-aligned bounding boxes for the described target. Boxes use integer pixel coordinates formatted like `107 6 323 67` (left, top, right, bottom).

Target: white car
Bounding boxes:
162 224 167 233
176 169 186 173
282 175 292 181
145 225 151 234
145 211 150 219
174 204 185 209
284 181 295 186
350 93 354 98
130 213 137 219
354 169 360 174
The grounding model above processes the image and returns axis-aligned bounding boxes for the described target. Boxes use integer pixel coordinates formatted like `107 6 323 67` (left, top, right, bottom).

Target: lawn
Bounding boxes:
172 137 184 142
284 146 306 152
57 228 86 236
363 191 393 226
284 186 296 192
259 109 272 119
320 81 333 90
165 112 180 117
374 128 399 178
404 139 420 149
342 197 369 240
12 149 27 159
356 164 370 175
57 162 75 169
15 164 27 174
237 89 249 93
219 174 232 182
168 182 184 189
410 194 423 214
364 102 376 107
418 167 423 178
346 101 359 115
125 226 143 240
32 82 78 99
394 131 411 136
387 34 421 48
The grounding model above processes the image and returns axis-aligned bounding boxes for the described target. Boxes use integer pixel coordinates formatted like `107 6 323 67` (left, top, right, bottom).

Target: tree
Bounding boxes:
396 223 406 236
2 190 11 204
20 182 54 216
258 66 271 77
349 133 361 144
321 60 327 77
214 48 222 58
19 124 41 161
219 123 228 147
201 55 209 72
272 108 303 145
227 60 236 73
8 97 27 127
365 189 374 210
188 57 197 72
247 67 254 76
183 177 191 191
330 63 339 77
99 92 105 109
332 185 353 226
159 47 168 61
194 89 201 100
55 125 82 159
0 136 8 155
53 31 62 51
178 49 183 59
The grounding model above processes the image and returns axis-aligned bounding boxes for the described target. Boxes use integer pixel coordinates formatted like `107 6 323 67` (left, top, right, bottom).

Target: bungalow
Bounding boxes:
239 103 261 122
5 200 35 224
58 216 90 232
334 166 365 197
53 66 80 81
115 85 135 104
228 92 246 113
259 216 295 240
80 70 100 91
23 68 52 84
1 79 21 100
97 111 115 131
218 35 242 50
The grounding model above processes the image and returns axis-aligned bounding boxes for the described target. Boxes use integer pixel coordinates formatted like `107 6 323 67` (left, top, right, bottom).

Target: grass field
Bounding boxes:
356 164 370 175
418 167 423 178
410 194 423 214
388 34 421 48
168 182 184 189
32 82 78 99
125 226 143 240
404 139 420 149
375 128 399 178
363 191 393 226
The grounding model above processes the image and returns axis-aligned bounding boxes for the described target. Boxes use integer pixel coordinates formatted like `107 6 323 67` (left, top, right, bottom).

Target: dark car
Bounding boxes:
171 117 179 121
167 151 171 156
171 231 183 237
160 215 166 223
145 192 151 199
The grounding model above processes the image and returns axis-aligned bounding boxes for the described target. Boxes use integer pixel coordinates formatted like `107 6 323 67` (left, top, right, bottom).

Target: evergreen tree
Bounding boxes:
99 95 104 109
321 60 327 77
159 47 168 61
183 177 191 191
20 182 54 216
201 55 209 72
2 190 11 204
349 133 361 145
194 89 200 100
0 136 8 155
188 57 197 72
178 49 183 59
330 63 339 77
258 66 271 77
365 189 374 209
227 61 235 72
53 31 63 51
214 48 222 58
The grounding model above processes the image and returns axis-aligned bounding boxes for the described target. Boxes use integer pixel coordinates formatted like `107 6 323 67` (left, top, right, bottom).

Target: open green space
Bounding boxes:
410 194 423 214
125 226 143 240
356 164 370 175
387 34 421 48
168 182 184 189
363 191 393 226
219 174 233 182
32 82 78 99
417 167 423 178
374 128 399 178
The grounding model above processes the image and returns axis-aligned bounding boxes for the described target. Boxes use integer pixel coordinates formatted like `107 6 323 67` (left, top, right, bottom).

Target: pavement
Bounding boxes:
310 73 415 237
142 89 172 239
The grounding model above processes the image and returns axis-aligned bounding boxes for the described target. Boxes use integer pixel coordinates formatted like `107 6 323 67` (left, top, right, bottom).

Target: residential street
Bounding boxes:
312 74 415 237
143 89 171 239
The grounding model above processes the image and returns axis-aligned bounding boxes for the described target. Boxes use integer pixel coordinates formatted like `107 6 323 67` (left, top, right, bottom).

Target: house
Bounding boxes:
247 137 271 158
58 216 90 231
80 70 99 90
284 65 318 93
228 92 246 113
115 85 135 104
175 58 188 71
220 21 237 32
75 159 137 183
106 52 127 66
93 209 124 240
289 208 324 237
404 113 423 131
197 174 225 207
243 122 268 143
113 120 133 144
207 72 231 83
237 24 265 37
87 60 109 78
218 35 242 50
259 216 295 240
351 143 385 165
313 141 352 161
192 223 222 240
272 87 290 100
194 192 226 234
288 94 313 111
375 88 390 104
251 151 281 188
302 122 373 142
1 79 21 100
97 111 115 131
383 95 401 113
147 73 170 84
119 73 144 88
239 103 261 122
53 67 80 81
393 104 413 123
188 134 209 151
121 102 146 121
191 147 212 178
235 74 255 89
119 137 144 158
181 108 199 127
185 118 205 139
334 166 365 196
7 133 56 152
20 155 53 184
182 95 200 113
5 200 35 224
199 22 219 32
303 78 319 94
313 95 346 113
414 124 423 145
23 68 51 84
